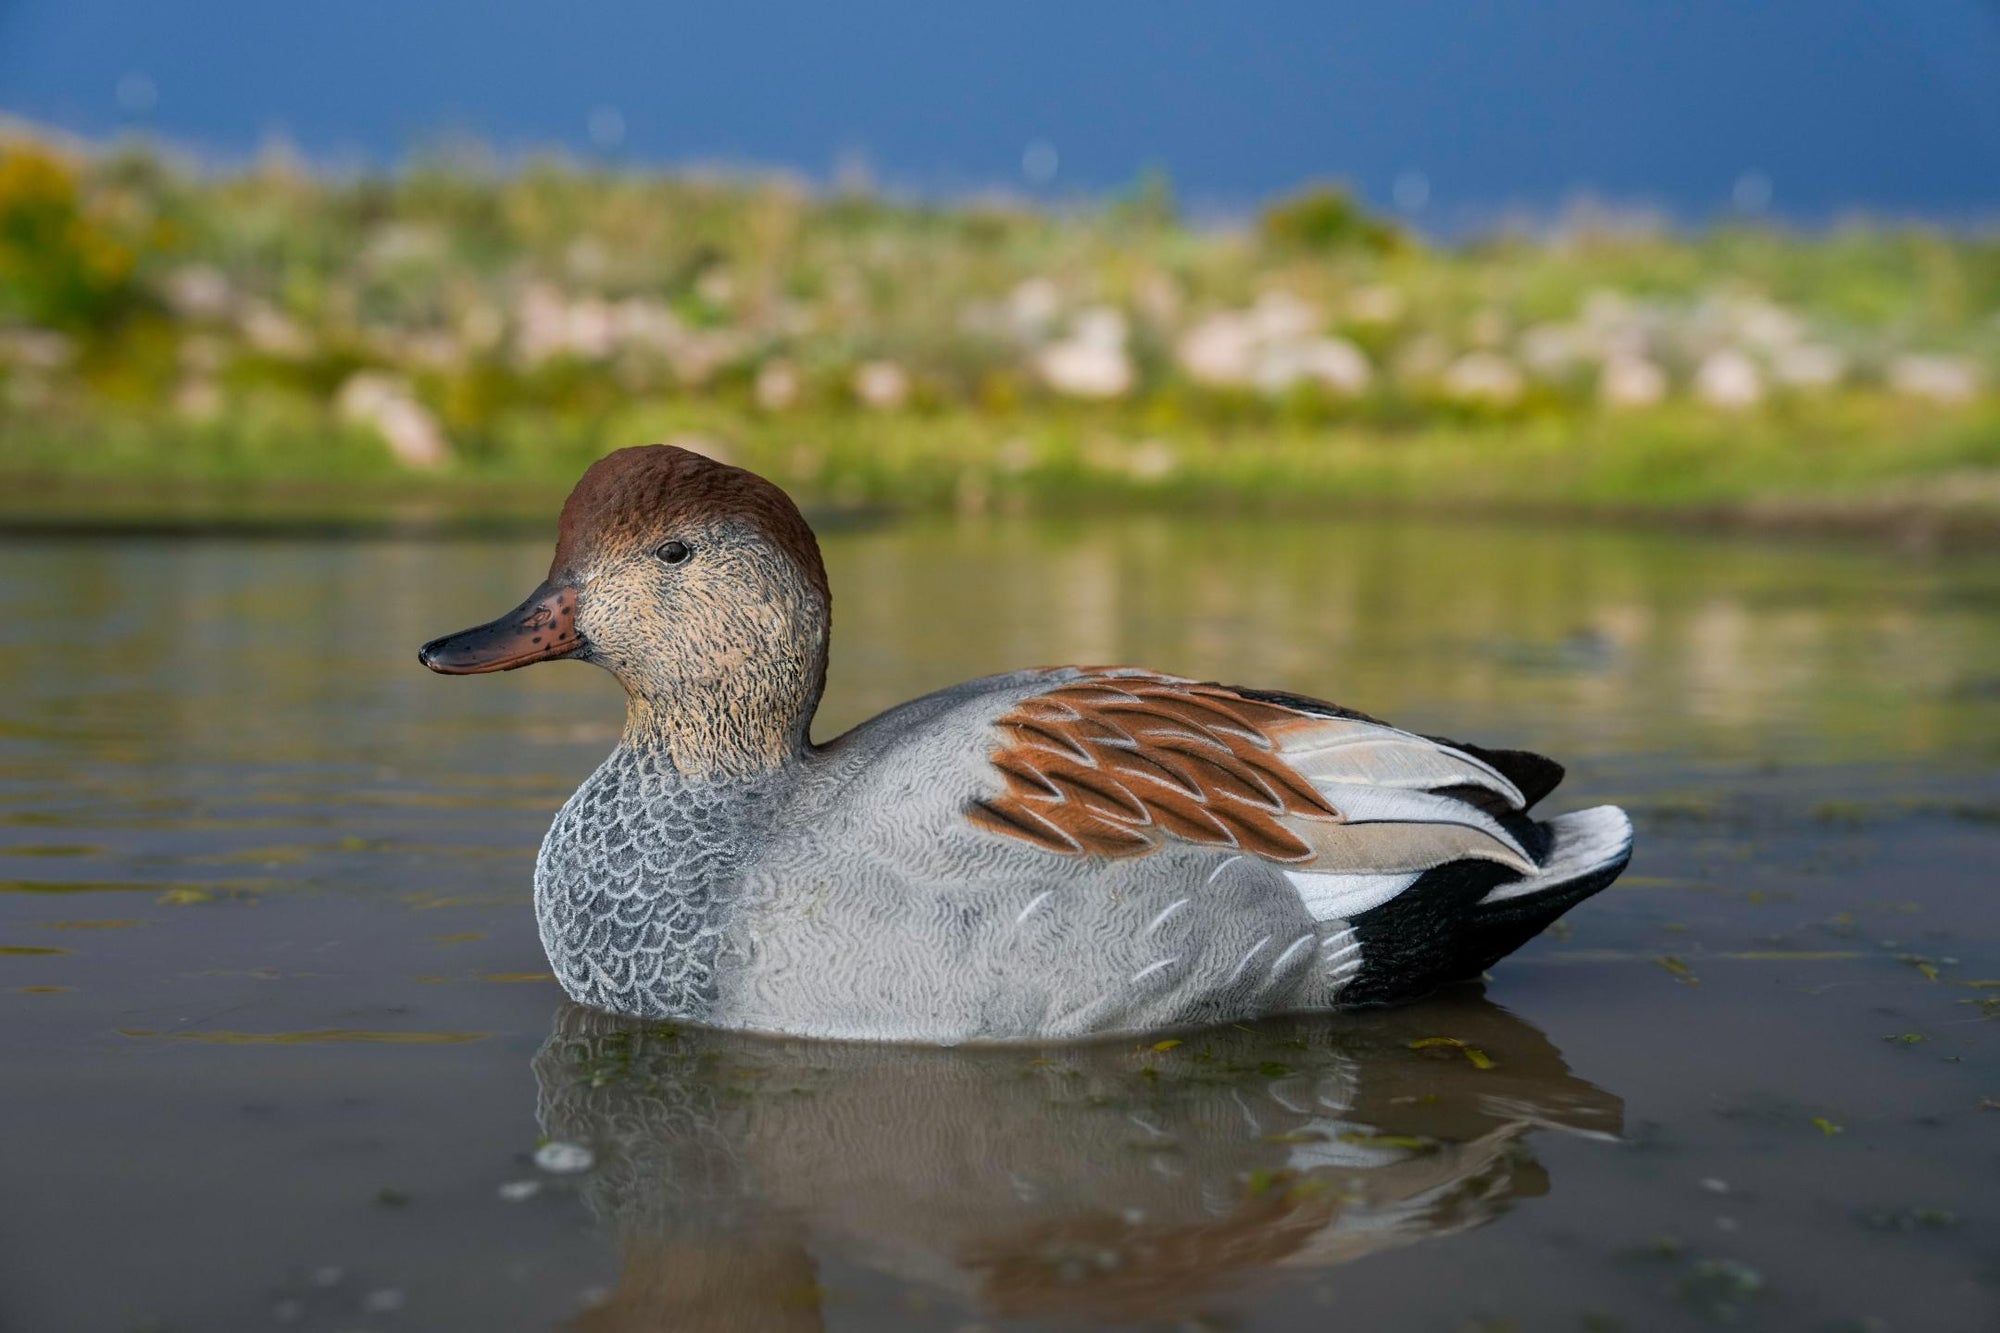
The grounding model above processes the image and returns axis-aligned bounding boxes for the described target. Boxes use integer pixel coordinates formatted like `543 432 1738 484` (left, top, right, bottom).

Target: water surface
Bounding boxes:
2 515 1996 1331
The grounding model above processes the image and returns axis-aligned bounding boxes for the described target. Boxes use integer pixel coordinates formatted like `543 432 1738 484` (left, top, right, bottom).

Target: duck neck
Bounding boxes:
618 622 827 782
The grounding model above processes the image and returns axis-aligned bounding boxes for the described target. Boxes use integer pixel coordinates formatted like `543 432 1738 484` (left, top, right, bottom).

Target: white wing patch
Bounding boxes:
1277 729 1526 806
1284 869 1422 922
1269 719 1537 925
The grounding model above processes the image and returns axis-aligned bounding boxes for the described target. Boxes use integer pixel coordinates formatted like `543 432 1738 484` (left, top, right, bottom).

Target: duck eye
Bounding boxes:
655 540 693 565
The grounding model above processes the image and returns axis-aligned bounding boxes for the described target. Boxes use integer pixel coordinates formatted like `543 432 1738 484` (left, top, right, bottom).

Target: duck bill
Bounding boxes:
419 580 582 674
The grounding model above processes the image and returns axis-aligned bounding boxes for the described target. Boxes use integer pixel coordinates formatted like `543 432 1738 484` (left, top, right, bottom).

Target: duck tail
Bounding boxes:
1335 806 1633 1007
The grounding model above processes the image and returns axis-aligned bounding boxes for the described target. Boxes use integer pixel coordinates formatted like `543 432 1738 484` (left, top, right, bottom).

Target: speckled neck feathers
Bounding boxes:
610 539 829 776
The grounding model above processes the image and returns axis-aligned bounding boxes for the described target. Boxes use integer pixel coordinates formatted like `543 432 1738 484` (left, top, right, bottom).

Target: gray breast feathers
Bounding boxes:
535 747 775 1020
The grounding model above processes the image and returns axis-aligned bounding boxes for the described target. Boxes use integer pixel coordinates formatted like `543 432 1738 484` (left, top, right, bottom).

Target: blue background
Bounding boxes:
2 1 1996 223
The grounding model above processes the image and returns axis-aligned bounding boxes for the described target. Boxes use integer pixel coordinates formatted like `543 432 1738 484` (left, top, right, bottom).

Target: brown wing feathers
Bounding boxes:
965 673 1344 861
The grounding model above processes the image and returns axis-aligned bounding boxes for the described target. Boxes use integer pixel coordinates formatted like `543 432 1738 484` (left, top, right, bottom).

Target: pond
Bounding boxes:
2 512 1996 1331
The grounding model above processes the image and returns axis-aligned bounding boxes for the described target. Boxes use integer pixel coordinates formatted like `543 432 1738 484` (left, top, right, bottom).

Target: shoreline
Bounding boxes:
6 468 1995 549
6 399 1996 549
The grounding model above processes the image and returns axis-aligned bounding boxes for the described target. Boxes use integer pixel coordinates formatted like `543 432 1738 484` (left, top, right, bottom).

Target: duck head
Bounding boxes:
419 445 830 777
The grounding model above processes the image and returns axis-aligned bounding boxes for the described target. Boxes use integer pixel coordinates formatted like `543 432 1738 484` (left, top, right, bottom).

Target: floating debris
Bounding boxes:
497 1180 542 1202
1408 1036 1496 1070
1718 950 1861 961
1653 955 1699 984
1859 1206 1960 1233
155 887 216 906
1811 1117 1844 1137
1338 1132 1434 1151
533 1141 595 1174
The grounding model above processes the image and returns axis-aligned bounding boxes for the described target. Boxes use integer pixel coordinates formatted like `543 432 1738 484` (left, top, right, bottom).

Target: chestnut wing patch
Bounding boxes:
966 671 1343 861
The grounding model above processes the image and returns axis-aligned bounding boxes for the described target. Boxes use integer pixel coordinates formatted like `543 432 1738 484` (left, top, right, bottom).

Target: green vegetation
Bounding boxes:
2 127 1996 529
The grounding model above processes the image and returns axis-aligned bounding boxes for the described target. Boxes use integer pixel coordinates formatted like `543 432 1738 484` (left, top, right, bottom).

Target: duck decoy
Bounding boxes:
420 444 1632 1041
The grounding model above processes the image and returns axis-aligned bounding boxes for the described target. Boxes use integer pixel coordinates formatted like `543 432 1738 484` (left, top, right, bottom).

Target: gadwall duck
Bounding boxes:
420 445 1633 1042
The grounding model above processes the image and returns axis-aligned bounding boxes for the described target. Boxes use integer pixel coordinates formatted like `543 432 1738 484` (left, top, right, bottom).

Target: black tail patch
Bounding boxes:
1342 846 1625 1007
1460 857 1629 979
1342 859 1518 1006
1423 736 1566 810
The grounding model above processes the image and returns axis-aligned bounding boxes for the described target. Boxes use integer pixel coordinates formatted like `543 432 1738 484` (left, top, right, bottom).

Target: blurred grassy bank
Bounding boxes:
2 126 1997 537
9 400 1998 542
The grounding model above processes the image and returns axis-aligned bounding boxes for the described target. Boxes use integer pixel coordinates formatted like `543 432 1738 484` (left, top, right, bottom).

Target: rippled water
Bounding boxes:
2 514 1996 1331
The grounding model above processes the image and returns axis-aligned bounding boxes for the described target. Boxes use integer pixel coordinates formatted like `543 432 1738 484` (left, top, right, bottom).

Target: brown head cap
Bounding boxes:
549 444 828 603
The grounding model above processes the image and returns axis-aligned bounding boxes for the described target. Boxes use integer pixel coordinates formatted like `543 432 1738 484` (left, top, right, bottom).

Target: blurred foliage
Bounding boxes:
1259 183 1404 254
0 140 166 331
0 126 1994 521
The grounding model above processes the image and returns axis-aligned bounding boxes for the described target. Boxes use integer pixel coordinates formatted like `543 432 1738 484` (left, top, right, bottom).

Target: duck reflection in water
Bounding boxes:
533 993 1621 1330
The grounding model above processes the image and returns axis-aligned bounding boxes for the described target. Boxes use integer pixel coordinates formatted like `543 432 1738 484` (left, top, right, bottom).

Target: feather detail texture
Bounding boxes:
967 668 1347 862
967 668 1541 881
